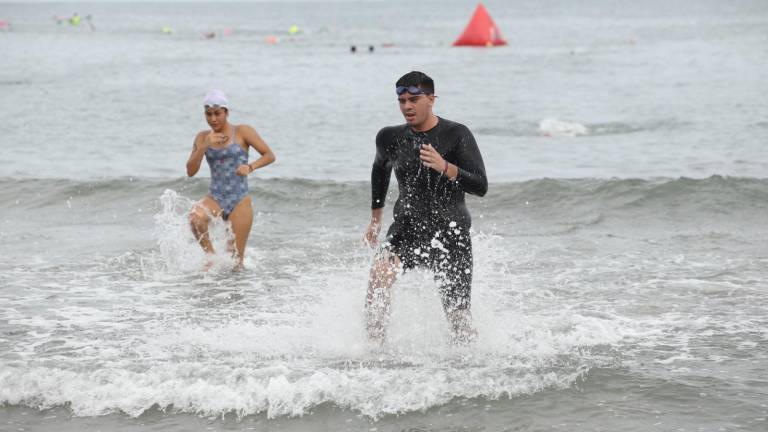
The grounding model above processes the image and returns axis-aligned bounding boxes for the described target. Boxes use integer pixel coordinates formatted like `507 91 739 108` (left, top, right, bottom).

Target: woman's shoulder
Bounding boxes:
234 124 258 134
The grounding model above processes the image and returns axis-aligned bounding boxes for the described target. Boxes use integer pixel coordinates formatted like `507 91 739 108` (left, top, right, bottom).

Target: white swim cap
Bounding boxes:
203 89 229 108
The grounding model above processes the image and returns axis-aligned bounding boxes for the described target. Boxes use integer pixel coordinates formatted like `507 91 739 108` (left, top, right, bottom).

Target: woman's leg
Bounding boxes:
189 196 223 254
225 196 253 268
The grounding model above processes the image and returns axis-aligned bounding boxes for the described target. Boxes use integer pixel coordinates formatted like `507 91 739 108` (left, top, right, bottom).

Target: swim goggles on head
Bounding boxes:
396 85 432 96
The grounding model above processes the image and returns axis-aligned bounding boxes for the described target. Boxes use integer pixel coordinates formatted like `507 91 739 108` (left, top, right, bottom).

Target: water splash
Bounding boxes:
539 118 589 137
151 189 237 275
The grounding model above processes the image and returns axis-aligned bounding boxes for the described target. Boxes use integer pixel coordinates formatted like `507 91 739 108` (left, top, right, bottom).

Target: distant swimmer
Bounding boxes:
186 90 276 270
364 71 488 344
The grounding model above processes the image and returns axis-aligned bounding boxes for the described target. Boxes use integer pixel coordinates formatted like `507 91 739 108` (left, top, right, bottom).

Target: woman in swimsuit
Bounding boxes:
186 89 276 270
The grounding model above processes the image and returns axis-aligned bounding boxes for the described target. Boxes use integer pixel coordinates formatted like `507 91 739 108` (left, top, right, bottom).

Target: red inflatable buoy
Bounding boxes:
453 3 507 47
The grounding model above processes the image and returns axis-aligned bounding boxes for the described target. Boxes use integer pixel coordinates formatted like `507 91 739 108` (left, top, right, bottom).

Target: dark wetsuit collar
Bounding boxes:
409 116 441 134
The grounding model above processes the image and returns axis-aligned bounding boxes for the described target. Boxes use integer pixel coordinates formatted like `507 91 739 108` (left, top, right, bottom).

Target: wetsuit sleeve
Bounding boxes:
371 129 393 209
454 126 488 196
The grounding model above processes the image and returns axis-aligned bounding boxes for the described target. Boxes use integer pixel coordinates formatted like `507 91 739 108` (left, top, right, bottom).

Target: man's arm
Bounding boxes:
452 125 487 196
371 129 393 209
365 129 392 247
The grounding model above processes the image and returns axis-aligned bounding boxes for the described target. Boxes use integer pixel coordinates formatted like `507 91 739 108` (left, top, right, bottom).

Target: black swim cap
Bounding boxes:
396 71 435 95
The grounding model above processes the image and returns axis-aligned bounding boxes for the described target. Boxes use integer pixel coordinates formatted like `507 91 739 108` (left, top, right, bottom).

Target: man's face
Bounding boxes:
398 89 434 128
205 106 228 131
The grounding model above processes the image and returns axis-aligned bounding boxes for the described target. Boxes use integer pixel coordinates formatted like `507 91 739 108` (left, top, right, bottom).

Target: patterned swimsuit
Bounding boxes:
205 126 248 220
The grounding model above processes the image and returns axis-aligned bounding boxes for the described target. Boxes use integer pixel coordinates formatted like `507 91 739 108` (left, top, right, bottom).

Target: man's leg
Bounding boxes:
436 272 477 344
435 230 477 344
445 308 477 345
365 250 401 342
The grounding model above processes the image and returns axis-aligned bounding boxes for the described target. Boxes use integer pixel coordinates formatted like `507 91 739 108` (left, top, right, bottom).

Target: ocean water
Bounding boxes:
1 1 767 431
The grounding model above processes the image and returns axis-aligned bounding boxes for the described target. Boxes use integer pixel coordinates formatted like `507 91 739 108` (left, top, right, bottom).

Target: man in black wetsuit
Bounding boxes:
364 71 488 344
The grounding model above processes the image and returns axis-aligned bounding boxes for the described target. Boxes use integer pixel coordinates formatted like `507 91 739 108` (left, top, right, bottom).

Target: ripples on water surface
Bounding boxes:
1 177 767 431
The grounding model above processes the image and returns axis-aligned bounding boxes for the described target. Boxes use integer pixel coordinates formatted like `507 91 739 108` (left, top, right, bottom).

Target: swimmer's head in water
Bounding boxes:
396 71 436 129
203 90 229 131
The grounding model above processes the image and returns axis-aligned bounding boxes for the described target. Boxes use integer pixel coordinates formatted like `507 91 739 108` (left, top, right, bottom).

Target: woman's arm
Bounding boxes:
186 132 209 177
241 125 276 174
